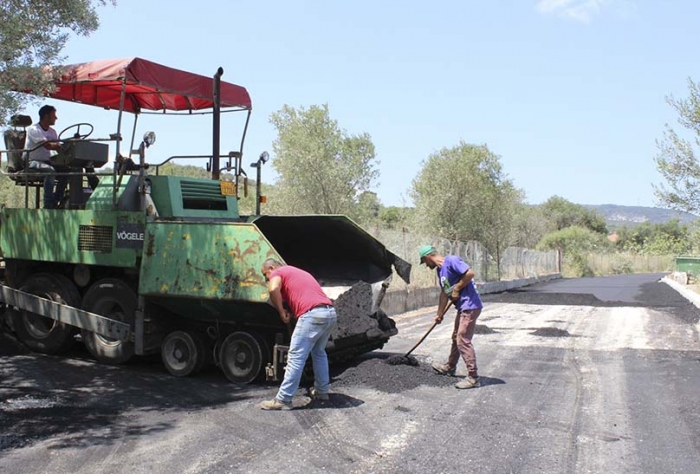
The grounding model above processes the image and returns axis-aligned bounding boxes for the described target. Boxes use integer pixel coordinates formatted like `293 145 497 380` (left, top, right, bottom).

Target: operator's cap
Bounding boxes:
419 244 437 264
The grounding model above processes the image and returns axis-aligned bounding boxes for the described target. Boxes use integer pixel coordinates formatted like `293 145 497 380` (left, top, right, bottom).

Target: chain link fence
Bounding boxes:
364 226 560 289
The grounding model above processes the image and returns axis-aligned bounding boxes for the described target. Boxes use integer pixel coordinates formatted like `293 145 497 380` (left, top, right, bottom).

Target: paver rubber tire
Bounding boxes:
11 273 80 354
218 331 269 384
161 330 207 377
81 278 136 365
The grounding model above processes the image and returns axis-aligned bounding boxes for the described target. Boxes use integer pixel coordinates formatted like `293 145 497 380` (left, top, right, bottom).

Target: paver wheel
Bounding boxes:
81 278 136 365
11 273 80 354
218 331 268 384
161 330 207 377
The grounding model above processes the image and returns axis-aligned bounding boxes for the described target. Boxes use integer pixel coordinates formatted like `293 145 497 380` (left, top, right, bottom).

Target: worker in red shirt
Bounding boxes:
259 259 338 410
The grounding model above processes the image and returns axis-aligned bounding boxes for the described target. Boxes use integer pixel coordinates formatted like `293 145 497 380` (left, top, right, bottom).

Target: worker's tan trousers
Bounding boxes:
446 308 481 378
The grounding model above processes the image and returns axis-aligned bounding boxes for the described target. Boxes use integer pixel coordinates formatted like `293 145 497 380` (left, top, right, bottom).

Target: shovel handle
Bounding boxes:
403 300 454 358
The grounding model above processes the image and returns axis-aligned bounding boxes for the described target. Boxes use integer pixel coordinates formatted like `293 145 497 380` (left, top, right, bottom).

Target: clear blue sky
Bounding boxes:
47 0 700 209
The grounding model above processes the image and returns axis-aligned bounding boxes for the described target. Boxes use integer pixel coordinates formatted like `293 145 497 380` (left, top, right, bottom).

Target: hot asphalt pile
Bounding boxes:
331 281 396 343
331 357 456 393
385 354 418 366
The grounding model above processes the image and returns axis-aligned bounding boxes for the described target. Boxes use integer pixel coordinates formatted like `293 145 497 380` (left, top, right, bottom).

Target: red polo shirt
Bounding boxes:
270 266 333 318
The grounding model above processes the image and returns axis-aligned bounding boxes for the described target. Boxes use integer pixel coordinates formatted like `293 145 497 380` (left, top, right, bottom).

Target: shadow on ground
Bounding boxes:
0 330 262 453
293 393 365 410
477 376 506 387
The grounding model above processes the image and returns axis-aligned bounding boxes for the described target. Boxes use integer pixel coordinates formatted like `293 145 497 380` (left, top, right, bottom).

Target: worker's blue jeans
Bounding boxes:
276 306 337 403
29 161 68 209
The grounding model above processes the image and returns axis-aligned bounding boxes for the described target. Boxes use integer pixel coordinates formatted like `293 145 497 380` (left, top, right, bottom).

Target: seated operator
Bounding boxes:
25 105 69 209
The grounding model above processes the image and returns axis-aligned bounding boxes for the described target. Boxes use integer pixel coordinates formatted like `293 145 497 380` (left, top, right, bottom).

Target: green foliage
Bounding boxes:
567 253 594 278
410 142 524 262
355 191 381 223
607 254 634 275
643 235 688 256
690 223 700 254
614 219 692 255
0 176 38 208
0 1 116 123
511 204 550 249
654 78 700 214
268 104 379 218
538 226 609 278
540 196 608 234
378 206 412 229
537 225 611 254
157 163 209 178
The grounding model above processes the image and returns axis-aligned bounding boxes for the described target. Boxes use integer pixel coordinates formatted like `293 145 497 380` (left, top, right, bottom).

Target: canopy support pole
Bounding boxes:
113 79 127 208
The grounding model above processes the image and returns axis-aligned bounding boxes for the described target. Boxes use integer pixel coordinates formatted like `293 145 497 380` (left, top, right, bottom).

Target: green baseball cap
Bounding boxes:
418 244 437 264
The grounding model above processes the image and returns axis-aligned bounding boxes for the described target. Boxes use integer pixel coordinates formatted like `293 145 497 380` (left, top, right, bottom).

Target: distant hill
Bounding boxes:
583 204 699 229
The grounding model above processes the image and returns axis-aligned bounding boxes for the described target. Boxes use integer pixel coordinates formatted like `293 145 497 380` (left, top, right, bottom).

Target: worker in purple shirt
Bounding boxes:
419 245 483 389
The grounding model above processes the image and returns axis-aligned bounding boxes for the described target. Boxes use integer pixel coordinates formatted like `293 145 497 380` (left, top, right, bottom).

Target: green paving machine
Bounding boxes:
0 58 410 383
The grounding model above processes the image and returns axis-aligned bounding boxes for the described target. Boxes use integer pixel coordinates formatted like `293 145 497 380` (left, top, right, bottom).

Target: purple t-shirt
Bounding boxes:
437 255 483 311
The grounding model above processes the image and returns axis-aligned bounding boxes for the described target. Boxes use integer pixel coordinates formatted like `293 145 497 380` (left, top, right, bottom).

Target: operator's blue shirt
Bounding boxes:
437 255 483 311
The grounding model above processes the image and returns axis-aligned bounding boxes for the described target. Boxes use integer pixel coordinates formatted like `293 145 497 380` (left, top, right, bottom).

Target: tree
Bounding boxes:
540 196 608 234
0 0 115 124
378 206 409 229
479 178 524 279
511 204 550 249
269 104 379 216
654 78 700 214
410 142 524 266
537 226 611 255
537 226 613 277
354 191 381 223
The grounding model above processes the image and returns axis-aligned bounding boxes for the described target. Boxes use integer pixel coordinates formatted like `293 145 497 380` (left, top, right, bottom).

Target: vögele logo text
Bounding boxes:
117 231 144 241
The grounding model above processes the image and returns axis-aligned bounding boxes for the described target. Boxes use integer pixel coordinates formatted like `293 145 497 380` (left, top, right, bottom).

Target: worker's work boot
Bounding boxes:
309 388 330 401
259 398 293 410
432 362 456 376
455 376 480 389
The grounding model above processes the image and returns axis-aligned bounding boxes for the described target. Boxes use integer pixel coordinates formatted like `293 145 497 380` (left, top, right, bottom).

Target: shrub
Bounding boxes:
608 255 634 274
564 252 594 278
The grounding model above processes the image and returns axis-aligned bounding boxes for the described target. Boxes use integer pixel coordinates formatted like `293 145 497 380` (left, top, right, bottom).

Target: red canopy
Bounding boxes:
49 58 252 114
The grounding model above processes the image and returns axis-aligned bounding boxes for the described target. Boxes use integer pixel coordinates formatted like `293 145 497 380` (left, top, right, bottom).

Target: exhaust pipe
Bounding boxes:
212 67 223 180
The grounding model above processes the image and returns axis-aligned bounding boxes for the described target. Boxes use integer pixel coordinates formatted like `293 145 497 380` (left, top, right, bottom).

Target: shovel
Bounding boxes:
403 300 454 358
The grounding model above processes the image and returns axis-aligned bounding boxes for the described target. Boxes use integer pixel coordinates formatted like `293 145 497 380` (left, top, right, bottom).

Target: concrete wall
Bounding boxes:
381 273 562 316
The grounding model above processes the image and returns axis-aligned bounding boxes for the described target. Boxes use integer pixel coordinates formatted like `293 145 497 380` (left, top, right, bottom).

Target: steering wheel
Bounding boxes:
58 123 94 140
